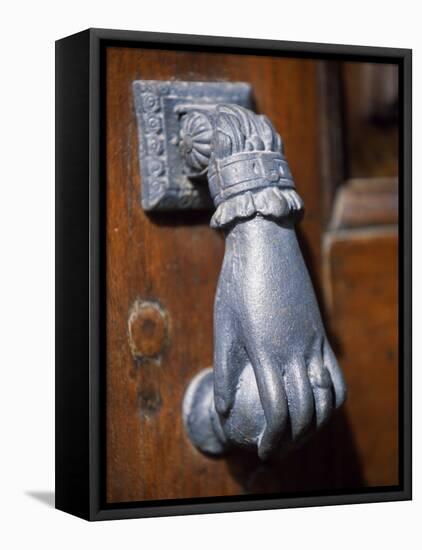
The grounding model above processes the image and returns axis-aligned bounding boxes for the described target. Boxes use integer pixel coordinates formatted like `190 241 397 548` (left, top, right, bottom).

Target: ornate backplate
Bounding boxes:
132 80 252 210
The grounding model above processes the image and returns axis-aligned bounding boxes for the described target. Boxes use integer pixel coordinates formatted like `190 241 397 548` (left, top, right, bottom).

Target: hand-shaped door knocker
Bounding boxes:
133 82 347 461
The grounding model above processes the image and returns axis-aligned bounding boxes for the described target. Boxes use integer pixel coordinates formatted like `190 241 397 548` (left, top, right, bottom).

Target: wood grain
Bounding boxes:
105 46 398 503
106 46 328 503
330 177 398 230
323 228 399 486
342 62 399 178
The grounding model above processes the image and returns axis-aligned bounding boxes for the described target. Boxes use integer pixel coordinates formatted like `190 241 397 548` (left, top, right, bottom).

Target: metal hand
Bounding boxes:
183 104 346 460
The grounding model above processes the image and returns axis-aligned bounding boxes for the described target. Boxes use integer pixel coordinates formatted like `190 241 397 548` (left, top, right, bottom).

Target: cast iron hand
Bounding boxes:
183 105 346 460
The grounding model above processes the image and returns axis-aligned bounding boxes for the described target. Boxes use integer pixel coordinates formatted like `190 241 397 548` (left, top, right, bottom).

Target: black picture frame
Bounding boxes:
55 28 412 521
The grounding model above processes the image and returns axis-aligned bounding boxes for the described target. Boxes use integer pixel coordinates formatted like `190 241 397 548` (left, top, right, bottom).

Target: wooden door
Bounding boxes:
105 46 398 503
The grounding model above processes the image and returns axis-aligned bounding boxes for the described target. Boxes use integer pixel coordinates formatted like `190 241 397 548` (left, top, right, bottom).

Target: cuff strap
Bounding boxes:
208 151 295 206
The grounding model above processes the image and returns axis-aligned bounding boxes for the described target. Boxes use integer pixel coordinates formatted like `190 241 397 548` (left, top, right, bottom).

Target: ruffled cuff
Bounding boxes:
210 187 304 229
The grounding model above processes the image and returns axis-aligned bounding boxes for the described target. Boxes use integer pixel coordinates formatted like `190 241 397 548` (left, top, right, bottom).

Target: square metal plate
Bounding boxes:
132 80 252 211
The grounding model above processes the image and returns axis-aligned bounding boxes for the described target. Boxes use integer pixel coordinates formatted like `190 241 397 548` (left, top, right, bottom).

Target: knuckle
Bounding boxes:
308 363 332 389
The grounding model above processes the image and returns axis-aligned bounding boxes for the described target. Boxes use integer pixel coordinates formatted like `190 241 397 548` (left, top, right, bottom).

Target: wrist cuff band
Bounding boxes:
208 151 295 206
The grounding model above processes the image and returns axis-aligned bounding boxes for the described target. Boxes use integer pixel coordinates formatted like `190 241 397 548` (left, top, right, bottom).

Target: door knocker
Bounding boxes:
133 81 347 461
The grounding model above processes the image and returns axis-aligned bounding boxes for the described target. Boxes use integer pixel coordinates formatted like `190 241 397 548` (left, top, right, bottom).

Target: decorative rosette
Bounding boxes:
179 111 213 178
